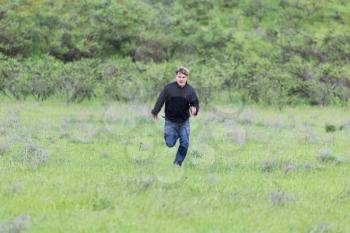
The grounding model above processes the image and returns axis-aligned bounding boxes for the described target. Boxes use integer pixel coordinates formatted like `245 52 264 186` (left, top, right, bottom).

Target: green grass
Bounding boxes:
1 100 350 232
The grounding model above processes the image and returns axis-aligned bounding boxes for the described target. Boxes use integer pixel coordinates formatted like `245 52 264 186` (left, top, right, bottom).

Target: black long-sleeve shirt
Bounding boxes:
152 81 199 123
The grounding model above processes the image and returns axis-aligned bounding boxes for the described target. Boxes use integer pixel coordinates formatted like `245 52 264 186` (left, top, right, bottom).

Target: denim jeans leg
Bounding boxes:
179 119 190 148
164 119 178 148
174 119 190 166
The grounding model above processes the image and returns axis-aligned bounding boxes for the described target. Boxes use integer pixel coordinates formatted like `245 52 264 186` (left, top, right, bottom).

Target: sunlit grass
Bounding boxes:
0 100 350 232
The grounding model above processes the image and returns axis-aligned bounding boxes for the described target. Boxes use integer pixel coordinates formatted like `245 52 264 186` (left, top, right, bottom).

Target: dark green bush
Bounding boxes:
325 124 337 133
0 0 350 105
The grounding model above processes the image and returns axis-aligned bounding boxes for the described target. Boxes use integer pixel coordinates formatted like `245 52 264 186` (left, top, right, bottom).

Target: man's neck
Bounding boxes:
176 82 187 88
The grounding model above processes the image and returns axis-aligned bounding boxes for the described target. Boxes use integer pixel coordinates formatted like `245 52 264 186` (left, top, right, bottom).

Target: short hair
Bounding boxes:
176 66 189 76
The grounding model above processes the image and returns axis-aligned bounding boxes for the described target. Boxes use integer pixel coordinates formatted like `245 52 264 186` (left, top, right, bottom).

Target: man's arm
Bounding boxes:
151 87 166 118
189 89 199 116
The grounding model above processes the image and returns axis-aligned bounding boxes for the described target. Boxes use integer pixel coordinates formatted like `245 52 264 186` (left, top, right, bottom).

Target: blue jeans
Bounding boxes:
164 119 190 166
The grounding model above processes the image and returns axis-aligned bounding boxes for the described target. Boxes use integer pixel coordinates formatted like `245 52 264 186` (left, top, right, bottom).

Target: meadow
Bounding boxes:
1 0 350 232
0 99 350 232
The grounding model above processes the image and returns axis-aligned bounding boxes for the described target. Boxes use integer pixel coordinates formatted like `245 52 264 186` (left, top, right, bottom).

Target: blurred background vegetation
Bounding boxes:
1 0 350 106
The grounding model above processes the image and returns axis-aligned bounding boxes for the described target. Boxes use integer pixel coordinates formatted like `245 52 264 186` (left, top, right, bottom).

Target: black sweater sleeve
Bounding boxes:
189 89 199 116
151 87 167 115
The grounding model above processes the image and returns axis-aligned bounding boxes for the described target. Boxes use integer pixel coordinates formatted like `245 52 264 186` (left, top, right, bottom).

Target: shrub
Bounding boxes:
1 1 350 106
325 124 337 133
21 144 50 169
317 148 337 163
0 143 9 155
268 190 293 205
0 214 30 233
92 190 111 211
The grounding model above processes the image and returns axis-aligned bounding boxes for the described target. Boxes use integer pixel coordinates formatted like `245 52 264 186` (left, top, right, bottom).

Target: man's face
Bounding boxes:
176 72 188 87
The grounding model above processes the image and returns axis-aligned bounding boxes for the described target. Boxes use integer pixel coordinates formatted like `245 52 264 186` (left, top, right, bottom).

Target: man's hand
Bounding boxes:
190 106 197 116
151 113 158 119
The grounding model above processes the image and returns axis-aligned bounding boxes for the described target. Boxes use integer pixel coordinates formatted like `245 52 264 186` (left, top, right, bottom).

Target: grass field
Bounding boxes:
0 100 350 233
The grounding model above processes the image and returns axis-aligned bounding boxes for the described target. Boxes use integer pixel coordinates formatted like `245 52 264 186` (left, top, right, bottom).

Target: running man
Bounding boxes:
151 66 199 166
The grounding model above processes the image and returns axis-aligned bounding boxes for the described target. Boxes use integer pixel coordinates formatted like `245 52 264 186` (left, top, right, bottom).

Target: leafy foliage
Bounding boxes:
1 0 350 105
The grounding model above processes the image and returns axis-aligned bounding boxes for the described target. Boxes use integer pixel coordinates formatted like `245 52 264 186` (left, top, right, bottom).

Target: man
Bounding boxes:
151 66 199 166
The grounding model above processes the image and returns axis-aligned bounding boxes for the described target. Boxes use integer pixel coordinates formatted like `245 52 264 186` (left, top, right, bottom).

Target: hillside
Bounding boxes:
1 0 350 105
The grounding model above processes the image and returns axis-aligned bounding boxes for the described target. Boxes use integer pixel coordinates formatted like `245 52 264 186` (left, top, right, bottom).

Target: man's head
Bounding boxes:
175 66 189 88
